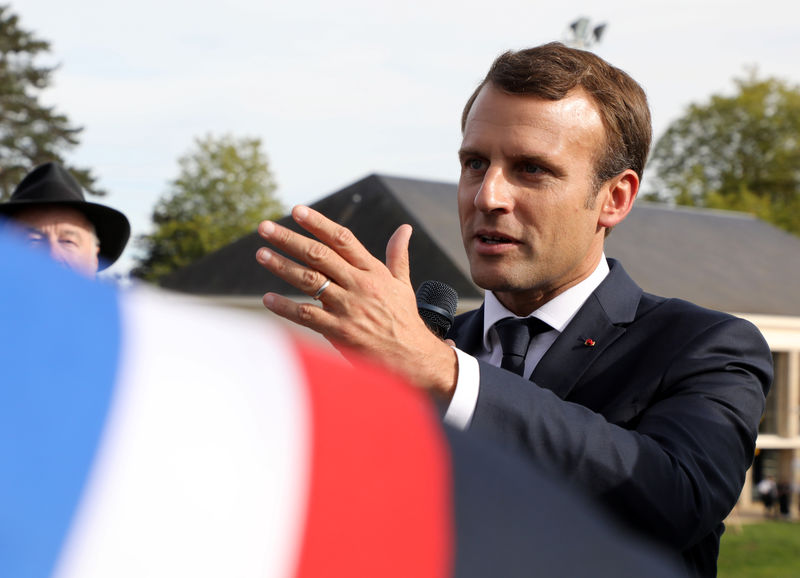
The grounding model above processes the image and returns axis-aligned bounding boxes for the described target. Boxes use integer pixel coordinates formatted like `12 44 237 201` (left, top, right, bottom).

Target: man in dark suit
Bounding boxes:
255 43 772 577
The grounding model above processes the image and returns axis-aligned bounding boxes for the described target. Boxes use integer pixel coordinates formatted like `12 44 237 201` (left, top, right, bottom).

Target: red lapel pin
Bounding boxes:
583 338 596 347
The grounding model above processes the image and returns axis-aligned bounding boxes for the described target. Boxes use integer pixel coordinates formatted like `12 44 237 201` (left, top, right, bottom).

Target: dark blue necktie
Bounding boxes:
494 317 552 376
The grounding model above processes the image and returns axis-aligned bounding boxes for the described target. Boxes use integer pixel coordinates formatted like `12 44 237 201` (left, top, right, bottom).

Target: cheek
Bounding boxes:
532 204 584 248
552 209 602 261
72 247 99 272
456 189 473 220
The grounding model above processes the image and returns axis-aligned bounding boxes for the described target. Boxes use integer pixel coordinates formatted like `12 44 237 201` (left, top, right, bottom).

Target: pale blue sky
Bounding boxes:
14 0 800 275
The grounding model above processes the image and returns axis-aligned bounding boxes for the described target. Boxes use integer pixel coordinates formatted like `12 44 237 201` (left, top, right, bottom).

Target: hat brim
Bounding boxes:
0 199 131 270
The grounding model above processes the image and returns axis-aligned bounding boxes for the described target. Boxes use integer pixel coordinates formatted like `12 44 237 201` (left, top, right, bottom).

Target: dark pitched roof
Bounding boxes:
604 202 800 316
160 173 800 317
159 174 483 300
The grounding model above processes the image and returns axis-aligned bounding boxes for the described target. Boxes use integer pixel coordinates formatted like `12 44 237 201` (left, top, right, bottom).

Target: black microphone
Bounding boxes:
416 280 458 339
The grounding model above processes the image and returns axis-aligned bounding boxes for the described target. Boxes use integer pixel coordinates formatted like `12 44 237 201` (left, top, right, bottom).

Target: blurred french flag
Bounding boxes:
0 228 451 578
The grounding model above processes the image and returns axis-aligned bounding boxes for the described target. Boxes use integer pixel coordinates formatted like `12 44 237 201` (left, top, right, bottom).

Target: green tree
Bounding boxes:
0 4 102 199
646 71 800 235
132 134 283 282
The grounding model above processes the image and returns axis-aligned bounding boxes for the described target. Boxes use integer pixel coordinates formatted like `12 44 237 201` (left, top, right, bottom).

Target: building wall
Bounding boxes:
737 314 800 517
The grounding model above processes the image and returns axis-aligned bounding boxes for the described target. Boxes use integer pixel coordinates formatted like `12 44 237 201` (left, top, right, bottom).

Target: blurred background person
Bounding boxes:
0 162 129 277
757 475 778 518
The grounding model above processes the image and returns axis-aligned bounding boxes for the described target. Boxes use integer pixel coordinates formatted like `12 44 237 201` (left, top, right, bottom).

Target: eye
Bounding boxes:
26 232 44 246
521 162 545 174
463 158 486 171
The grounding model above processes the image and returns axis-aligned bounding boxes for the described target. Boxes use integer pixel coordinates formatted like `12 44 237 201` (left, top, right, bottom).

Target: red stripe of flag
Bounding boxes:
293 341 452 578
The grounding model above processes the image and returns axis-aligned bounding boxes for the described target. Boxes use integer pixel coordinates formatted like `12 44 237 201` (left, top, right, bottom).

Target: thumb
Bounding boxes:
386 224 412 284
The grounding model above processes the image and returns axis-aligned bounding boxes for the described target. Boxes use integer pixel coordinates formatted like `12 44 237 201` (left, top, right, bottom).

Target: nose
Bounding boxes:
473 167 513 213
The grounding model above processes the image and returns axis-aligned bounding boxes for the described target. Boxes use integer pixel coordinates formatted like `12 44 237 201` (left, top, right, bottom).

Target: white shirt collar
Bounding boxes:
481 256 610 352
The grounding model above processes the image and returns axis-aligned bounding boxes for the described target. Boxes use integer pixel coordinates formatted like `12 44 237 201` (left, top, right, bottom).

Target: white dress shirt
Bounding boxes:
444 256 610 430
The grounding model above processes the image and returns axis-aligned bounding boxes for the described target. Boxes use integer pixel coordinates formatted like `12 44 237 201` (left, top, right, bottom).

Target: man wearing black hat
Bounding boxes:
0 162 130 277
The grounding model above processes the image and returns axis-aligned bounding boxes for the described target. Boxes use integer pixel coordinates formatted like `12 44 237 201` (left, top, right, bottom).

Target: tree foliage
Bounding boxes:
646 71 800 235
0 4 102 199
132 134 283 282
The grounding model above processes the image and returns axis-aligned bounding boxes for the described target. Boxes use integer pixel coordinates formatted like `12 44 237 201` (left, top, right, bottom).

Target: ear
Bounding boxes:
597 169 639 230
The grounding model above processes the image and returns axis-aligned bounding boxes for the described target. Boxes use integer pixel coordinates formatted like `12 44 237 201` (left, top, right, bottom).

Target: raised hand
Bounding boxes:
256 205 457 397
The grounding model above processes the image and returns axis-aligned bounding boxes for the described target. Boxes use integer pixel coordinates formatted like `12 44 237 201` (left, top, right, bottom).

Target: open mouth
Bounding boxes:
479 234 515 244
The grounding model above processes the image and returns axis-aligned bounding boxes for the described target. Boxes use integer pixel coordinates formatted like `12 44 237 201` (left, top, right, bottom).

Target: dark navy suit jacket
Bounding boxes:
446 259 773 577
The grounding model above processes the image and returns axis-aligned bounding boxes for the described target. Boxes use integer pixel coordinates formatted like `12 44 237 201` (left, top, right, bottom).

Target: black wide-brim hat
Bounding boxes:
0 162 131 270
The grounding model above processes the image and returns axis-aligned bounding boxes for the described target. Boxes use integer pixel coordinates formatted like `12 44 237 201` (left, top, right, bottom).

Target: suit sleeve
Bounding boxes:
469 314 772 551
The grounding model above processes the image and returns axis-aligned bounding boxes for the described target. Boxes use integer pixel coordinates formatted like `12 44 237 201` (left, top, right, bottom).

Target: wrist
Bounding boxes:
427 341 459 400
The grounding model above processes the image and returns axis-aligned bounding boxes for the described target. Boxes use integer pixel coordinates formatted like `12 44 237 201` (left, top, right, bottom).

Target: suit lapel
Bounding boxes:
531 260 642 399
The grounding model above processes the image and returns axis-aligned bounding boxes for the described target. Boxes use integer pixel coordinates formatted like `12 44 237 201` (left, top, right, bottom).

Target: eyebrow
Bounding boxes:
510 152 561 170
457 147 482 160
58 229 82 239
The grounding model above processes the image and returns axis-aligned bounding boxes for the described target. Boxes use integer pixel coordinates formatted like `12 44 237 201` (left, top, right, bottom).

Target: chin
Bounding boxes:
470 270 517 293
472 263 544 294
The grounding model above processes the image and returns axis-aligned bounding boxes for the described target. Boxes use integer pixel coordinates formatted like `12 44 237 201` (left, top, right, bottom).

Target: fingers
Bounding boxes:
256 245 339 300
257 206 381 291
290 205 379 271
256 218 347 289
262 291 337 331
386 224 412 285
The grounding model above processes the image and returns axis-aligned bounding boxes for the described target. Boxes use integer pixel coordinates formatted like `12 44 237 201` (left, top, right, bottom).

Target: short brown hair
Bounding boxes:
461 42 652 188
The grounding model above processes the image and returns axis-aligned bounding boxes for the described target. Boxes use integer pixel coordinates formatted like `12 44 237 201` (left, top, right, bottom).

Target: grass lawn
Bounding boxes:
718 521 800 577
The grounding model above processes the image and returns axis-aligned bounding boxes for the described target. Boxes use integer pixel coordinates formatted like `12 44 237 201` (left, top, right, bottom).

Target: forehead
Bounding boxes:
13 206 95 234
461 85 605 156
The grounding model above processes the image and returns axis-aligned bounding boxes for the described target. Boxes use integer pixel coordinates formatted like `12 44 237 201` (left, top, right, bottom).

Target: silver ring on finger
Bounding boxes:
312 278 331 300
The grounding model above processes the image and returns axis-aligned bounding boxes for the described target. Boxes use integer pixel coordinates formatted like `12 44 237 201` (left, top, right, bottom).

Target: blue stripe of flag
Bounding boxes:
0 227 122 578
